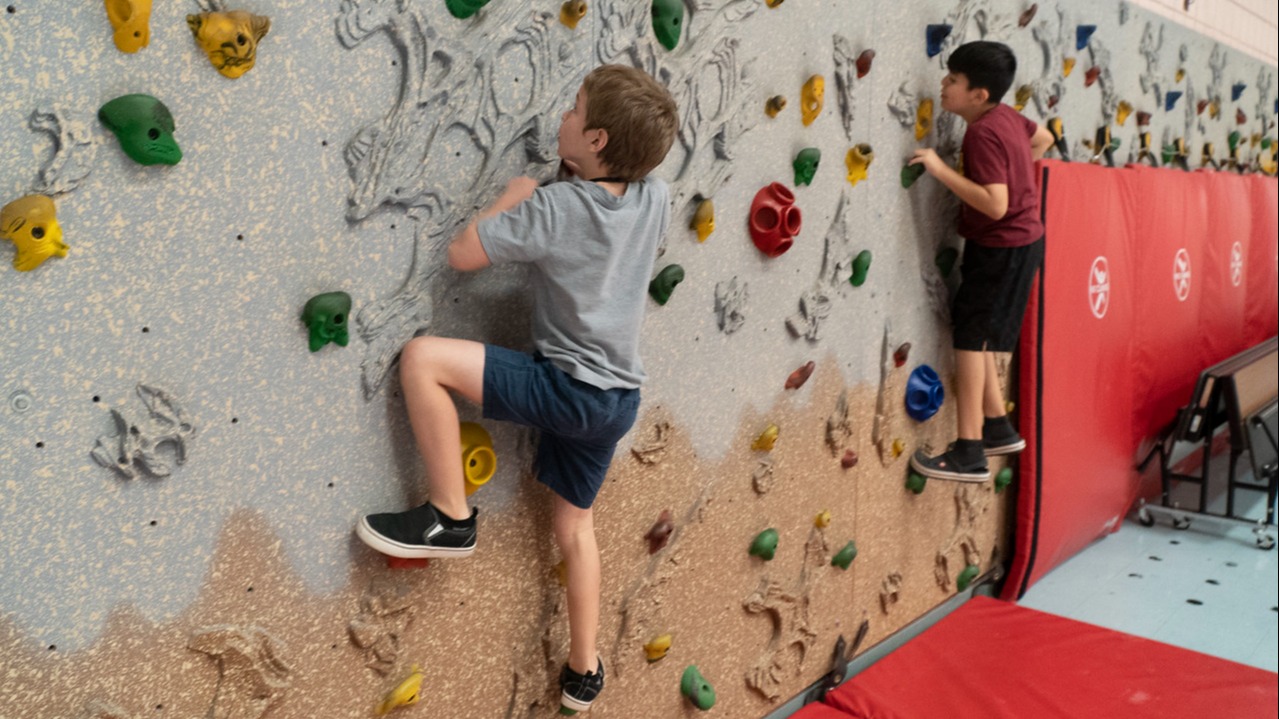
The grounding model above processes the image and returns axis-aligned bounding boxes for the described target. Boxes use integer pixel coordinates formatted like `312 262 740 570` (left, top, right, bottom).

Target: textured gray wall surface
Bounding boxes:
1 0 1275 669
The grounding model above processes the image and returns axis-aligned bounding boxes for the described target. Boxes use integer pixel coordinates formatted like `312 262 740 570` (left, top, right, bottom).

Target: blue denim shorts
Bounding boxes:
482 345 640 509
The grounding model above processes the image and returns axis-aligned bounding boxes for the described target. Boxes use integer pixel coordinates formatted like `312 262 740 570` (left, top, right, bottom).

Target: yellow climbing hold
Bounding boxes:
376 665 424 716
1 194 67 272
555 560 568 587
891 438 906 458
801 75 825 126
752 424 780 452
814 510 832 529
1208 100 1220 120
845 144 874 188
1005 401 1016 415
460 422 496 496
1116 101 1133 126
1175 68 1185 83
559 0 587 29
1013 85 1032 112
644 634 673 662
1063 57 1076 77
915 98 934 141
690 198 715 242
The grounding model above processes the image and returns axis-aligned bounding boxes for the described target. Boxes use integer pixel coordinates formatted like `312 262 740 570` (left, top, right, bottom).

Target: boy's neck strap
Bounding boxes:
589 176 627 183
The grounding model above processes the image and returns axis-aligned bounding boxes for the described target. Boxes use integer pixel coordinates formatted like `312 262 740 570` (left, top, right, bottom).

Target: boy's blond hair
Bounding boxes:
582 65 679 181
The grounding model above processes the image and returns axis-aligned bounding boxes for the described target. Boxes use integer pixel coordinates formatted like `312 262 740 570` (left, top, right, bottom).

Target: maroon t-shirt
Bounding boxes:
958 104 1044 247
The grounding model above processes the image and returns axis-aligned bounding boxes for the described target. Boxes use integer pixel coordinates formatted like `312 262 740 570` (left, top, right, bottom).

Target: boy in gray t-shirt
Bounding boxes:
356 65 678 714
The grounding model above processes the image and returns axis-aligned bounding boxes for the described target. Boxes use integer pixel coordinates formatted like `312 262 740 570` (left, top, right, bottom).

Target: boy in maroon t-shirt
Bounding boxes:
908 41 1056 482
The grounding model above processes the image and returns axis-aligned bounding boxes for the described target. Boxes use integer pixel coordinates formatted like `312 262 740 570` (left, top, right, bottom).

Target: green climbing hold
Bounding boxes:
301 291 352 352
994 467 1014 494
649 264 685 305
831 541 858 570
956 564 980 591
749 528 779 561
681 665 717 710
901 161 926 189
98 94 183 166
849 250 872 287
1263 137 1274 150
1228 130 1243 153
445 0 492 19
793 147 822 186
905 472 927 494
651 0 684 51
935 247 959 278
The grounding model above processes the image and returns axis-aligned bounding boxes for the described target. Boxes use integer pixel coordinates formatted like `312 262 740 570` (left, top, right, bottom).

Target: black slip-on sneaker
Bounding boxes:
356 502 476 559
982 416 1026 456
909 444 990 483
559 657 604 715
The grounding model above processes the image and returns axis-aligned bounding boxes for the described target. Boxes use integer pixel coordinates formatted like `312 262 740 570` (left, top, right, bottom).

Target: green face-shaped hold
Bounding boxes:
301 292 352 352
445 0 491 19
793 148 821 186
98 94 183 166
649 264 685 305
651 0 683 51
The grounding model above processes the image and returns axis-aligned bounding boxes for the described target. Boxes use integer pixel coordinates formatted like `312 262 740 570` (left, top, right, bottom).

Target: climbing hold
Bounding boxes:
187 10 271 79
905 365 944 422
900 161 926 189
905 471 927 494
915 98 934 141
1165 90 1183 111
749 182 801 258
1137 131 1159 167
765 95 788 118
555 560 568 587
793 148 822 187
1236 108 1248 126
98 94 182 166
1075 24 1097 51
1047 94 1060 110
956 564 980 591
559 0 587 29
1197 99 1210 116
1084 66 1101 88
1005 400 1016 414
925 24 952 58
650 0 683 50
831 541 858 570
749 528 779 561
935 247 958 278
1018 4 1038 28
460 422 496 496
814 510 832 529
1089 125 1116 166
644 634 672 662
649 264 685 305
893 343 912 368
892 438 906 458
645 509 674 554
103 0 152 53
681 666 716 710
994 467 1014 493
801 75 825 126
1116 101 1134 126
690 198 715 242
849 250 872 287
845 144 874 188
375 665 424 716
1162 138 1190 171
1 195 67 272
785 361 816 390
752 424 780 452
445 0 491 19
1013 85 1033 112
1208 101 1221 120
301 291 352 352
1047 117 1070 160
1137 110 1152 127
1062 57 1076 77
856 50 875 79
1228 130 1243 153
1231 82 1247 102
765 0 784 7
1176 67 1187 83
841 450 858 469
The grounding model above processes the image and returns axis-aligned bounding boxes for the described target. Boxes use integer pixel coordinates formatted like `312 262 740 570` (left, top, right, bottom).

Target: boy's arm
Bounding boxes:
447 176 539 271
1030 124 1054 160
911 149 1009 221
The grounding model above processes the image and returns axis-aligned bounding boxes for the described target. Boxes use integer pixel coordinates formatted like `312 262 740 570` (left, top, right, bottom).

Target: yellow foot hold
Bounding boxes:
376 665 424 716
752 424 780 452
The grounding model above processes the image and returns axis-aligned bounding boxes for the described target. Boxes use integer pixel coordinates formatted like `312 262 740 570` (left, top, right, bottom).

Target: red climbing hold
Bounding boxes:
841 449 859 469
856 50 875 79
645 510 674 554
1084 66 1101 88
893 342 911 368
749 182 802 258
785 361 816 389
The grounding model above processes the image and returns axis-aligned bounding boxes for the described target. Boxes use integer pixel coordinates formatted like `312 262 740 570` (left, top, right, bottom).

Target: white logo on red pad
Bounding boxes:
1173 249 1191 302
1089 256 1110 319
1230 242 1243 287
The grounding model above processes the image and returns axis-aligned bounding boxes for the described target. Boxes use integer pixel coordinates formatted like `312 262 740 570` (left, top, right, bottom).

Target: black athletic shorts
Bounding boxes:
952 238 1044 352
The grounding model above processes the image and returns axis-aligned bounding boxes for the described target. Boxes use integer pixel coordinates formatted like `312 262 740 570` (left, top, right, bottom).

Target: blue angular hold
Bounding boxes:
1231 82 1247 102
905 365 945 422
1165 90 1183 112
926 24 952 58
1075 25 1097 51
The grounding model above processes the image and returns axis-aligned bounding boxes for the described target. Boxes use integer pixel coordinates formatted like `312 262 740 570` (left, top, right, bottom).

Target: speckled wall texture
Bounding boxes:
1 1 1275 718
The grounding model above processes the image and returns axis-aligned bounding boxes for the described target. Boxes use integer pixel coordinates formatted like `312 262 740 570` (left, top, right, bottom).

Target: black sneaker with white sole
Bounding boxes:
909 440 990 483
559 657 604 715
982 416 1026 456
356 502 477 559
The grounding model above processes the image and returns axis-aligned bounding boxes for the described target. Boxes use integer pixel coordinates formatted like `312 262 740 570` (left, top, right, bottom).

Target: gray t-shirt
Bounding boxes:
477 176 670 390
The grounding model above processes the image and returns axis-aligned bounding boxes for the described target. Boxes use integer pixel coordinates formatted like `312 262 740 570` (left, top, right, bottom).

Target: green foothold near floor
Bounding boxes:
445 0 492 19
1228 131 1242 153
649 264 685 305
793 147 822 187
301 291 352 352
957 564 980 591
831 541 858 570
681 665 717 710
935 247 959 278
849 250 872 287
901 161 926 189
906 472 927 494
750 528 779 561
994 467 1014 494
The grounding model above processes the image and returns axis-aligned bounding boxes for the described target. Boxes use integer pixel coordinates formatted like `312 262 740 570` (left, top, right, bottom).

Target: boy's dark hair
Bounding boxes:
947 41 1017 104
582 65 679 181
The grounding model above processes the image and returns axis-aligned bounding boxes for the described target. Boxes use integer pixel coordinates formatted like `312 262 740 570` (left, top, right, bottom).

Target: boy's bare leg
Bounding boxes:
982 351 1006 418
398 336 486 521
552 495 600 674
954 349 986 440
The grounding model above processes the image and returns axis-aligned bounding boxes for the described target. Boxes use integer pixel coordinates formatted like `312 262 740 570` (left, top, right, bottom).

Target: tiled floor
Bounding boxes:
1021 487 1279 672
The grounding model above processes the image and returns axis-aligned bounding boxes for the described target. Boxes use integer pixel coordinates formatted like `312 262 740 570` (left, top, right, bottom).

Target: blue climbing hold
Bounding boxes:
926 24 952 58
905 365 945 422
1231 82 1246 102
1075 24 1096 50
1165 90 1183 112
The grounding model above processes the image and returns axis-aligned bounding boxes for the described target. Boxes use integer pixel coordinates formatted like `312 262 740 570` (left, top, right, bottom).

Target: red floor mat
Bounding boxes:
795 597 1277 719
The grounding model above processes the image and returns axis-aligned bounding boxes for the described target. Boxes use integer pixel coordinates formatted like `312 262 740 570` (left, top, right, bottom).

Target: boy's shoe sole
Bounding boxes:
983 437 1026 456
909 452 991 483
355 515 476 559
559 693 593 715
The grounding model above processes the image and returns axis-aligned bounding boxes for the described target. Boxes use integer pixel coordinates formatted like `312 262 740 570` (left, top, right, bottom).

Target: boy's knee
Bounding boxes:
399 336 438 377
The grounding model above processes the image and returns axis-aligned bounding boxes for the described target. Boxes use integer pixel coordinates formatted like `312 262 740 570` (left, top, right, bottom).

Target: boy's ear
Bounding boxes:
588 127 609 154
975 86 991 105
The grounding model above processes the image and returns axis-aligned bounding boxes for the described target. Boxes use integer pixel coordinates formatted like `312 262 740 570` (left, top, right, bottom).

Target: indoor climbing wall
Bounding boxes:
1 1 1275 718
